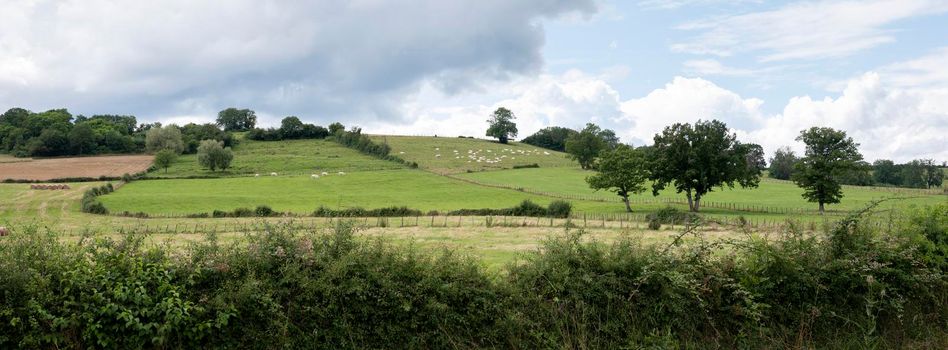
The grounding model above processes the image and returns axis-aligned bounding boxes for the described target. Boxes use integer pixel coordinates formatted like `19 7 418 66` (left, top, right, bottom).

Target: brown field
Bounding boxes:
0 155 153 181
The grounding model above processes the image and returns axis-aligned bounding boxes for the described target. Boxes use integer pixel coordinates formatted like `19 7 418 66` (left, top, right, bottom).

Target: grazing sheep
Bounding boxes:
435 154 441 158
338 171 346 175
255 173 260 177
270 172 278 176
0 227 8 237
311 174 320 179
321 172 329 176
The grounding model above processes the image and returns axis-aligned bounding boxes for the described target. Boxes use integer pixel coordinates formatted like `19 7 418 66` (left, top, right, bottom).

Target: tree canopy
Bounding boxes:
197 139 234 172
145 125 185 154
648 119 761 212
768 146 798 180
216 108 257 132
791 127 863 214
565 123 619 170
485 107 518 144
586 145 650 212
521 126 578 152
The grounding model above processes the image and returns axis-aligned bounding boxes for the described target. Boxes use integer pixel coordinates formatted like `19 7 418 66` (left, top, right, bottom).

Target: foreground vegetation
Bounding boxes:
1 203 945 348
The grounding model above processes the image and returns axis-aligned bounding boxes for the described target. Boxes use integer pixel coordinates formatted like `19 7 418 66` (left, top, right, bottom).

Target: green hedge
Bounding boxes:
1 204 945 348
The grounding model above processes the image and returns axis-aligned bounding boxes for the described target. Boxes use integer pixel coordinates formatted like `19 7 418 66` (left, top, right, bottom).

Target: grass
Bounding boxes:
456 167 947 213
369 135 576 173
149 138 403 178
99 169 617 214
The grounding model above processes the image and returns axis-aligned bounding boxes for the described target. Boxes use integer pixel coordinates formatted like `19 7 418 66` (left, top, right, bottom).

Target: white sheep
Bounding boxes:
435 154 441 158
322 172 329 176
311 174 320 179
338 171 346 175
270 172 278 176
255 173 260 177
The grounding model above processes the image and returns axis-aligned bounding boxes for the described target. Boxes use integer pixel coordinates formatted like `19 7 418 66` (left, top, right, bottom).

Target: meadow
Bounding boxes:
370 135 575 173
149 138 403 178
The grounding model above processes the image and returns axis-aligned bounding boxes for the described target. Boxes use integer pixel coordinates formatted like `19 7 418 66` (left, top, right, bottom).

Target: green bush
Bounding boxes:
254 205 275 217
547 200 572 218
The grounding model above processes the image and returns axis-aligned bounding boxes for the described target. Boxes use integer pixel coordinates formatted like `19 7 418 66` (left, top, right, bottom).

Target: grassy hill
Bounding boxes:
370 135 576 173
150 138 403 178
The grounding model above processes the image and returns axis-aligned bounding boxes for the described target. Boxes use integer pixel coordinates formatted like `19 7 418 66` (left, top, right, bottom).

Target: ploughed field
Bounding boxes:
0 155 153 181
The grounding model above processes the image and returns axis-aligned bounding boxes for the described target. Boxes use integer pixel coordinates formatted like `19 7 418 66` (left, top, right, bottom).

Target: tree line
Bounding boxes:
489 107 937 214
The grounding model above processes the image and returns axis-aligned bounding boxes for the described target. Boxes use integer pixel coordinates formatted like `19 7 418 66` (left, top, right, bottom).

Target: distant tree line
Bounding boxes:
769 147 943 189
246 116 331 141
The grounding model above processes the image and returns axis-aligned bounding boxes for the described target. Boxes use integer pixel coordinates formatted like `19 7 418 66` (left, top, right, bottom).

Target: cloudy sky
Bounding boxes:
2 0 946 162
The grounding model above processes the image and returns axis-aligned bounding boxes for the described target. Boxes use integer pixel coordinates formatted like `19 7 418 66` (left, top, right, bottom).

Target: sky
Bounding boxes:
1 0 946 162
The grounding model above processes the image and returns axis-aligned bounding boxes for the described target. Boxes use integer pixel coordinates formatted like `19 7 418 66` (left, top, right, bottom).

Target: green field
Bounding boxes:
370 135 576 173
150 138 403 178
456 167 947 213
99 169 615 214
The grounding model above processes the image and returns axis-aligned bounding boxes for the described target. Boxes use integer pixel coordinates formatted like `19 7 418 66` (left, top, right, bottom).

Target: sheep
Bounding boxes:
311 174 320 179
322 172 329 176
270 172 278 176
435 154 441 158
255 173 260 177
337 171 346 175
0 227 8 237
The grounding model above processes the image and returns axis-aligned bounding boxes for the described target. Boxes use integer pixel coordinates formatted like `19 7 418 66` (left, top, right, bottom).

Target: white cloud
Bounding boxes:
619 77 765 144
877 47 948 88
637 0 761 10
672 0 948 62
379 71 946 163
0 0 596 123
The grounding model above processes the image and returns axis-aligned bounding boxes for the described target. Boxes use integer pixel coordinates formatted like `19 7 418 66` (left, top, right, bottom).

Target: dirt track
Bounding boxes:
0 155 154 181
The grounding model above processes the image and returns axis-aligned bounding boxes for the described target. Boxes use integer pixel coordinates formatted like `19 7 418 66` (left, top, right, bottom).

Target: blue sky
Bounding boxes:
1 0 946 161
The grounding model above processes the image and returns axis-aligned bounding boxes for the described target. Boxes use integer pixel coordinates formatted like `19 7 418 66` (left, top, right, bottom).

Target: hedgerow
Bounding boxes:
1 203 945 348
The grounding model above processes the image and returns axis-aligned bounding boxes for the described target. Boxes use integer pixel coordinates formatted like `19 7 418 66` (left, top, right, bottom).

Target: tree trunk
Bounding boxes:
694 197 701 212
622 196 632 212
686 191 695 212
819 202 825 215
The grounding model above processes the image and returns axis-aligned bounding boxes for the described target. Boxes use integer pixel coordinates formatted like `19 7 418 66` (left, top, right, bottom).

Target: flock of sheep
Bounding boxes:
433 147 551 164
251 171 346 179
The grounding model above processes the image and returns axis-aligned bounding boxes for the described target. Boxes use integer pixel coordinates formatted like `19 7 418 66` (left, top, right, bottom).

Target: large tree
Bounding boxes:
145 125 185 154
197 139 233 172
791 127 863 214
216 108 257 132
649 119 761 212
921 159 944 189
872 159 901 186
485 107 517 144
586 145 650 212
68 123 96 155
521 126 578 152
768 146 798 180
565 123 619 170
280 116 305 139
153 149 177 173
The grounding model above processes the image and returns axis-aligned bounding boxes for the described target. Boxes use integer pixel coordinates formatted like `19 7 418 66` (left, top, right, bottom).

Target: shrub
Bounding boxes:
547 200 572 218
231 207 254 217
646 206 700 226
254 205 276 217
512 163 540 169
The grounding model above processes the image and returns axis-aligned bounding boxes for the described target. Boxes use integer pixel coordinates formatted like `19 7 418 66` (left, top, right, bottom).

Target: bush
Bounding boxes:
512 163 540 169
547 200 572 218
254 205 276 217
646 206 701 226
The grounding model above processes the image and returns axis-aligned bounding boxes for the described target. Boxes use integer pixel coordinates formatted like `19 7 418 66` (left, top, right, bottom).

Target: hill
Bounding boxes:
369 135 576 174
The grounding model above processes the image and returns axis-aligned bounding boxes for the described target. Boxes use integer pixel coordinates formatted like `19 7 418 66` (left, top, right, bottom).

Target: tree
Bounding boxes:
586 145 650 212
145 125 184 154
197 139 233 172
649 119 761 212
153 149 177 173
280 116 305 139
791 127 863 214
564 123 621 170
216 108 257 131
741 143 767 174
872 159 901 185
768 146 798 180
328 122 345 135
921 159 944 189
900 160 927 188
69 123 96 155
521 126 578 152
485 107 517 144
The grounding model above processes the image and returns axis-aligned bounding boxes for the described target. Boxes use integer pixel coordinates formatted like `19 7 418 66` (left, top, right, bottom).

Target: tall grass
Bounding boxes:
1 204 945 348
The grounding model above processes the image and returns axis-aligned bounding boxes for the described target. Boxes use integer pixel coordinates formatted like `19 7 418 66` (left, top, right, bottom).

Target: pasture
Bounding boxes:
456 167 947 213
370 135 575 173
0 155 153 181
149 138 404 178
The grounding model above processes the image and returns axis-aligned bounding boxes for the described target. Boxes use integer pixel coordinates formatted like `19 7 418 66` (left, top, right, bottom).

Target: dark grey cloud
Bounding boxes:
0 0 596 125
